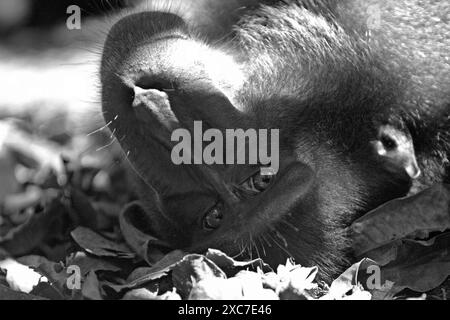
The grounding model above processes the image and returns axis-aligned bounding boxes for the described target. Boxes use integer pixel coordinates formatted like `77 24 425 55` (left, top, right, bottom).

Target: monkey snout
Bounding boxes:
100 11 192 123
131 86 179 131
405 158 422 180
100 10 190 93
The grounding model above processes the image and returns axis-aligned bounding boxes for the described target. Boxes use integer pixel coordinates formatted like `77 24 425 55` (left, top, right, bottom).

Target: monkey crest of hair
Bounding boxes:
100 0 450 282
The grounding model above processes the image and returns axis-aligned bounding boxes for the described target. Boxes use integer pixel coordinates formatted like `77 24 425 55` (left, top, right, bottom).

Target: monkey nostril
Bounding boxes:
135 73 175 92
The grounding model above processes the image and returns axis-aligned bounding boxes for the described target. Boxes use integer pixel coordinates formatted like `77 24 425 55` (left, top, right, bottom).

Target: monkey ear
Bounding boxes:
167 81 251 130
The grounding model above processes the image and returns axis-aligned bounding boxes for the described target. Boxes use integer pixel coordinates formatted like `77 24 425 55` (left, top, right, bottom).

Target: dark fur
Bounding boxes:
101 0 450 281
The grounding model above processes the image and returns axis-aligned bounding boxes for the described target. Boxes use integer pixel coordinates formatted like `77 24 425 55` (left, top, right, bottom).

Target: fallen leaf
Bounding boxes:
65 252 121 276
104 250 186 292
233 271 279 300
30 282 65 300
406 294 427 300
36 259 72 294
205 249 272 276
126 267 155 283
157 289 183 300
122 288 182 300
0 190 65 256
81 271 103 300
322 259 375 300
71 226 135 259
0 284 47 300
341 285 372 300
122 288 159 300
351 184 450 257
379 233 450 295
188 277 245 300
0 258 48 293
119 202 173 265
188 275 279 300
172 255 226 298
17 255 78 298
17 255 50 268
276 265 319 300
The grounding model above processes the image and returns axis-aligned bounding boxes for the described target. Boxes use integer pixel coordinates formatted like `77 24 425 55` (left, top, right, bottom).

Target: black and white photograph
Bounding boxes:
0 0 449 303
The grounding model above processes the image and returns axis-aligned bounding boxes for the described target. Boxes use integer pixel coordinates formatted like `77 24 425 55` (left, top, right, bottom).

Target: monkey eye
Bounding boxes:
241 171 275 193
380 134 398 151
202 203 223 230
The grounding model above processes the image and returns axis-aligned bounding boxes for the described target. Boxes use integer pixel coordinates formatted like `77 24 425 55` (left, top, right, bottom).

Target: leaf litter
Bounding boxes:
0 118 448 300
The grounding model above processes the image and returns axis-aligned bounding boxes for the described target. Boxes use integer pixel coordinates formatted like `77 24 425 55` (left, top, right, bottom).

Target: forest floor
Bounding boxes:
0 113 448 300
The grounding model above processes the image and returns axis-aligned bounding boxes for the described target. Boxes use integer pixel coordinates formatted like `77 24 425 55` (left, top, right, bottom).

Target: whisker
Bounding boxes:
273 228 288 248
267 233 294 259
257 237 267 257
243 236 251 259
281 219 300 232
248 234 254 260
260 234 273 249
87 121 112 136
109 128 117 139
96 137 117 152
231 239 246 259
254 238 262 261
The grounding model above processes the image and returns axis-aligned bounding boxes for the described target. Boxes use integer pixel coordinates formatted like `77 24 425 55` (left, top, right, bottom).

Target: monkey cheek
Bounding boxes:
132 86 179 132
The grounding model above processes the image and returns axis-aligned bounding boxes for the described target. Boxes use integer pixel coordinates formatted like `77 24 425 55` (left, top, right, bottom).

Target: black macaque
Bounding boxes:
100 0 450 281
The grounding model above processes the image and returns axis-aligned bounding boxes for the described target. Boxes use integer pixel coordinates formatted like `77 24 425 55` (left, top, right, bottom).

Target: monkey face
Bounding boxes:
371 125 421 180
101 11 320 264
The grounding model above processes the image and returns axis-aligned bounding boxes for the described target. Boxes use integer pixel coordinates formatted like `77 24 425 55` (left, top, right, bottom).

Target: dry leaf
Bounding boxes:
81 271 103 300
65 252 121 276
119 202 173 265
322 259 375 300
379 233 450 295
0 258 48 293
351 184 450 257
71 226 135 259
0 284 47 300
205 249 272 276
0 192 65 256
172 254 226 298
104 250 186 292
